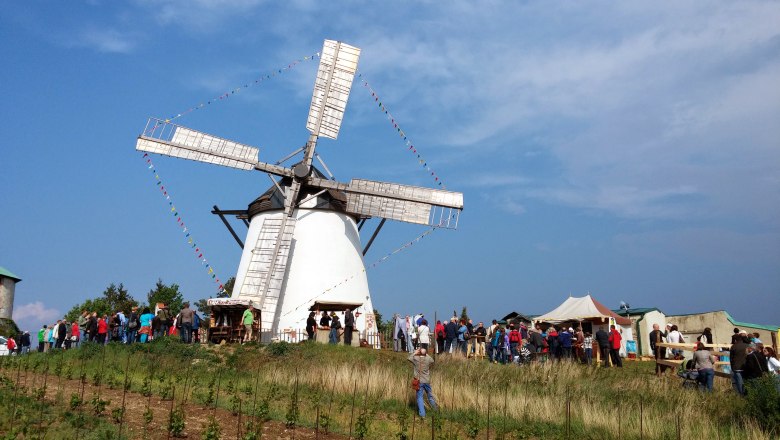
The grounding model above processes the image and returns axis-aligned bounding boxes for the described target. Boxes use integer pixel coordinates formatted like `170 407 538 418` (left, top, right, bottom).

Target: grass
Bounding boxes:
0 339 775 439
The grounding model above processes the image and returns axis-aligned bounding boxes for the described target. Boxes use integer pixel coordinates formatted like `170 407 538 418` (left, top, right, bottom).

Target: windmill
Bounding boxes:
136 40 464 340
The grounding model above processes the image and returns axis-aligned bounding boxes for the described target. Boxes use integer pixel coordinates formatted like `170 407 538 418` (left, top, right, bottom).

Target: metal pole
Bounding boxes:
362 218 387 255
213 205 245 248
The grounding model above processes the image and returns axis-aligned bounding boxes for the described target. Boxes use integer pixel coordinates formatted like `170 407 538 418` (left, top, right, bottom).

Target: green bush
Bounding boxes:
266 341 295 356
744 375 780 435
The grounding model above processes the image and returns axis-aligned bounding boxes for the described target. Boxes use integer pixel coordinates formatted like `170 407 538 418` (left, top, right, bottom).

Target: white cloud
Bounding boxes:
73 27 136 53
13 301 61 327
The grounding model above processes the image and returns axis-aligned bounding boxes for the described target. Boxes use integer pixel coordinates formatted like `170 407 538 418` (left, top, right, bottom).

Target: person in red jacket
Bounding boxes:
97 315 109 344
608 325 623 368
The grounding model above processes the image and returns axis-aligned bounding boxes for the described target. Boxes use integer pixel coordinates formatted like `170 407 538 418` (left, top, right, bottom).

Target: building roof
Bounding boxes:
666 310 779 332
612 307 664 316
0 267 21 282
500 311 534 323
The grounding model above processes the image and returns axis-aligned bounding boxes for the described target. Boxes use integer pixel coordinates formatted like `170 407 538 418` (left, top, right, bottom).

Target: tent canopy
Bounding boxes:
534 295 632 326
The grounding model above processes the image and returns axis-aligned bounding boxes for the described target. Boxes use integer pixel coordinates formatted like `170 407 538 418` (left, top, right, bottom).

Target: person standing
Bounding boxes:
595 327 610 367
649 324 667 374
6 335 16 355
155 305 172 339
444 318 458 354
508 324 521 360
608 325 623 368
393 314 407 352
743 343 769 389
306 312 317 341
406 315 415 353
730 332 749 395
693 342 717 391
474 322 487 359
583 332 593 365
192 310 202 343
97 315 108 344
86 312 98 342
78 311 88 347
139 308 154 343
329 313 342 344
434 320 445 354
126 307 139 344
19 331 31 355
242 304 256 344
408 348 438 418
558 327 573 360
343 308 355 346
70 321 80 348
456 319 469 356
178 302 195 343
63 321 72 350
43 325 52 352
418 319 430 350
667 325 684 358
57 320 68 349
319 311 331 328
37 325 46 352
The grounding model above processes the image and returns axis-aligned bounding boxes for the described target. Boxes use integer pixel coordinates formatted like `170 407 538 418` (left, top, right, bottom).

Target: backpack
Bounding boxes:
509 330 520 343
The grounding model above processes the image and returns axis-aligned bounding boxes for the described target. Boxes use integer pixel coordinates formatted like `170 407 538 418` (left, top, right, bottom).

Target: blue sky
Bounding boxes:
2 1 778 333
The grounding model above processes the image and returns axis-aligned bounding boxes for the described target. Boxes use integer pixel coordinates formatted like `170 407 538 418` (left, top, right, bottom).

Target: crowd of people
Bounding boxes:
649 324 780 393
391 314 625 367
3 302 205 354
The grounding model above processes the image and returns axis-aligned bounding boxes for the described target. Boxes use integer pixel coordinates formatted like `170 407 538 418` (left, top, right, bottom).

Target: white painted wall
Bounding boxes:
233 205 373 337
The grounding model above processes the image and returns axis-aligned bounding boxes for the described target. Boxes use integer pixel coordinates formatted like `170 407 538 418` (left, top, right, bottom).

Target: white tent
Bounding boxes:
533 295 634 356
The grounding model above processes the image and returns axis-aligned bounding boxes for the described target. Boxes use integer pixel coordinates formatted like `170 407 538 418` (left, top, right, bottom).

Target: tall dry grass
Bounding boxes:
228 344 771 439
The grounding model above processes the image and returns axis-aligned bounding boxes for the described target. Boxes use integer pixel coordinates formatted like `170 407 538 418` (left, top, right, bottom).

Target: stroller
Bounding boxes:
677 359 700 389
513 344 534 364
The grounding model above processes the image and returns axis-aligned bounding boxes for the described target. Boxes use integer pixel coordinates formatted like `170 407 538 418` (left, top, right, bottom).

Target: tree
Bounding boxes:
460 306 470 323
65 283 138 321
194 277 234 315
147 279 184 316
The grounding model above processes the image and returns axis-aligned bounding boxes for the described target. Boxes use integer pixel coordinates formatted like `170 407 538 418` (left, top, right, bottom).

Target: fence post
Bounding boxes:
640 396 643 440
348 377 357 440
486 391 491 440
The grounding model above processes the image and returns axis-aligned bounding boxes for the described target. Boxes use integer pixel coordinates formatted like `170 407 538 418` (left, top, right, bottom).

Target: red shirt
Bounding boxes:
97 318 108 334
71 323 80 339
608 329 622 349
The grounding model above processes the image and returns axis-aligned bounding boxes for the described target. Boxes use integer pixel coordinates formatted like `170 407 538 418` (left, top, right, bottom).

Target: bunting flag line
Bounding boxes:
357 72 447 189
142 153 226 295
161 53 319 124
281 226 438 318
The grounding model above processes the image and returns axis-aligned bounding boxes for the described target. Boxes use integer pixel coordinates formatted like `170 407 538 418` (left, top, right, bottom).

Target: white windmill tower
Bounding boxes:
136 40 463 341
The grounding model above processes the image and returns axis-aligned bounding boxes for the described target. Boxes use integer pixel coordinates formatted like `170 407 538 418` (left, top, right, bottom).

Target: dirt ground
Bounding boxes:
12 370 347 440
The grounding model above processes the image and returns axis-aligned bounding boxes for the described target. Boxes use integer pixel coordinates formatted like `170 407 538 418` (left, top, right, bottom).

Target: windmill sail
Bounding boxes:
136 118 259 170
310 177 463 228
306 40 361 140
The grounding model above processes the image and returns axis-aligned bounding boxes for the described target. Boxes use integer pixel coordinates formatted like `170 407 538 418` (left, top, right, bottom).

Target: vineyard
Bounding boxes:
0 339 775 439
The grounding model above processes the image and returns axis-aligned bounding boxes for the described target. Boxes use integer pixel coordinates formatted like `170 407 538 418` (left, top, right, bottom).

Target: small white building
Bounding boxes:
0 267 21 320
612 307 667 357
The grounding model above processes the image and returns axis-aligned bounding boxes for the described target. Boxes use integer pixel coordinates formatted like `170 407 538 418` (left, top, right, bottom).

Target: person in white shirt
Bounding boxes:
667 324 684 357
764 346 780 375
417 319 430 350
